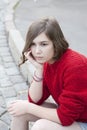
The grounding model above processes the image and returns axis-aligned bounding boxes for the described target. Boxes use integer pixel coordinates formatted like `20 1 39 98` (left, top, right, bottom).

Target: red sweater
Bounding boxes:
28 49 87 126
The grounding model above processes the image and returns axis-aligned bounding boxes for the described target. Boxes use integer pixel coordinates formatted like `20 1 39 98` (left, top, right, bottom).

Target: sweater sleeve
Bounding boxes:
57 65 87 126
28 78 50 105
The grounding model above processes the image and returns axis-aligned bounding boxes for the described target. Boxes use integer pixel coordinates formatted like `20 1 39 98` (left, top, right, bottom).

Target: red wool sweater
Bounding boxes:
28 49 87 126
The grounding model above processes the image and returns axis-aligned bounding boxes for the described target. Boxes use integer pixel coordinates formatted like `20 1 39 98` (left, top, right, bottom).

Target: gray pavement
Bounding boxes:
14 0 87 56
0 0 28 130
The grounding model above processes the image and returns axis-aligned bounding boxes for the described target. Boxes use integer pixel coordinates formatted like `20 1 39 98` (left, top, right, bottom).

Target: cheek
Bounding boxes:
45 49 54 58
31 47 35 54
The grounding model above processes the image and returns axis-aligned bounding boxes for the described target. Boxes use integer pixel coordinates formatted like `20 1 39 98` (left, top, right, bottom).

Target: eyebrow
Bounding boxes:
32 41 49 44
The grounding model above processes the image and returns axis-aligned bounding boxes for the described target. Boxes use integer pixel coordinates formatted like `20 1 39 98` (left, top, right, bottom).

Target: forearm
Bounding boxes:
28 103 61 124
29 81 43 102
29 69 43 103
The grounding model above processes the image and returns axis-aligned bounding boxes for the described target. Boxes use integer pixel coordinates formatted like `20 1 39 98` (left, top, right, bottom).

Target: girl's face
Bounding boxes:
30 32 55 64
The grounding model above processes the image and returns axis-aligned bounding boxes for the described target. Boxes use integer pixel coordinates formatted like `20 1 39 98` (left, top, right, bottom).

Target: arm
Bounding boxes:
28 102 61 124
28 78 50 105
8 100 61 124
57 65 87 126
8 50 60 123
24 50 50 104
29 69 44 103
24 50 44 103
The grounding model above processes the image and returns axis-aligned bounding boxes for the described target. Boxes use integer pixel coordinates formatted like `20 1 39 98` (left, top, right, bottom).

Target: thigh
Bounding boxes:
11 113 40 130
32 119 81 130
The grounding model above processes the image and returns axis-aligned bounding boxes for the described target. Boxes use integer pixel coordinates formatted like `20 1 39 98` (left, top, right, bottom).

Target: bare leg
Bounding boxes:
31 119 81 130
11 113 39 130
10 101 57 130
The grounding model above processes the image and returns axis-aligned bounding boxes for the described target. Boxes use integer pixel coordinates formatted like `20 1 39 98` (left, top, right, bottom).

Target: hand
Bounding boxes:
24 50 43 70
7 100 29 116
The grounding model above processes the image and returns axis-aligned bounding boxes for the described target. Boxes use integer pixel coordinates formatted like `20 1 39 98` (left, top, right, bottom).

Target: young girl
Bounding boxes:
8 17 87 130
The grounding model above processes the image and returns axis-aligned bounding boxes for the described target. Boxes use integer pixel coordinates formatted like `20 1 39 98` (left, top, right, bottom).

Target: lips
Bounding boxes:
35 56 43 60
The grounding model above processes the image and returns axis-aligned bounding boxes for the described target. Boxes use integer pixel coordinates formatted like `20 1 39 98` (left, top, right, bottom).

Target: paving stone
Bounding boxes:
0 23 4 27
0 57 3 64
0 65 5 71
4 62 16 68
0 72 7 79
1 112 12 125
0 25 5 29
0 77 12 87
0 65 7 79
0 120 9 130
0 35 7 39
0 35 6 39
0 13 5 22
10 75 25 84
1 87 17 98
0 107 6 116
0 47 10 53
0 1 15 129
0 51 11 56
0 28 5 32
0 96 6 107
13 82 28 92
0 39 8 46
0 43 8 47
5 67 20 75
0 91 2 96
5 97 17 107
0 32 6 36
17 91 28 100
2 55 14 62
0 22 4 26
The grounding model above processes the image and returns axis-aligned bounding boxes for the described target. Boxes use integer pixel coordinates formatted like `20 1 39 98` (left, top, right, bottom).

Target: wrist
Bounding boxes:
25 101 30 113
33 71 43 82
27 103 33 114
36 66 43 75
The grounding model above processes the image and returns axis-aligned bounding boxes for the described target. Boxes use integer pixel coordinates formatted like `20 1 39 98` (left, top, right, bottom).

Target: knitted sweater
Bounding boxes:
28 49 87 126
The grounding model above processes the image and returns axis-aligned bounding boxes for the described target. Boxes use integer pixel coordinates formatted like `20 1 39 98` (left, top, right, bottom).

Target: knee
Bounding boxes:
31 119 48 130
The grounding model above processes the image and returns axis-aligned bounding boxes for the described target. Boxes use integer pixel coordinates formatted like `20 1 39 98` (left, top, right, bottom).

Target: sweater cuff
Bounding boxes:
57 109 74 126
28 94 44 105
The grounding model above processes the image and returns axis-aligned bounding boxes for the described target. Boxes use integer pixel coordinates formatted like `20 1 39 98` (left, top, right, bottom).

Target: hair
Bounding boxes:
19 17 69 66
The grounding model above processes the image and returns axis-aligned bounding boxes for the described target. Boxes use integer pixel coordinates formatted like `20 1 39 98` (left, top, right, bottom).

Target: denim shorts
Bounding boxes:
78 122 87 130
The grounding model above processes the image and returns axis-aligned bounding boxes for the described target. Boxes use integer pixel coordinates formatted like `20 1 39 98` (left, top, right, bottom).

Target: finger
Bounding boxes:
9 111 16 116
7 102 17 110
9 111 20 117
7 104 13 109
7 100 18 107
8 108 16 114
24 50 31 57
24 50 43 68
8 106 15 112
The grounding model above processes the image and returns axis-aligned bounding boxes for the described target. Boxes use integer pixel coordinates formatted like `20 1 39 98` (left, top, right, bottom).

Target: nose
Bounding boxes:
35 46 41 54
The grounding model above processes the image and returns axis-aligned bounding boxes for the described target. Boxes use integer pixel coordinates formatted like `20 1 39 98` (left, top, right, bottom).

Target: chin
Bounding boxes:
37 61 45 64
36 60 46 64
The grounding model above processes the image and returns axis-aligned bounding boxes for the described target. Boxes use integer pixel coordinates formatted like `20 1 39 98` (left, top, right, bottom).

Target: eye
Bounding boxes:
31 42 35 46
41 42 48 46
42 43 47 46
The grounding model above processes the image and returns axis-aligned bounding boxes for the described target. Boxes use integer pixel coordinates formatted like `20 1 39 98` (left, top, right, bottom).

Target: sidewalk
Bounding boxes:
0 0 28 130
14 0 87 56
